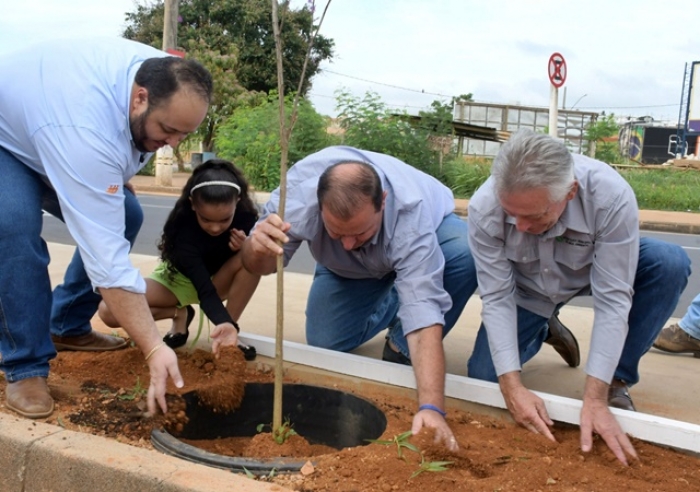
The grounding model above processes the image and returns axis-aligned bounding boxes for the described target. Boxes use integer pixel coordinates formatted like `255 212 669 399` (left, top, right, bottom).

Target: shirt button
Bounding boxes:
544 268 549 273
522 256 527 261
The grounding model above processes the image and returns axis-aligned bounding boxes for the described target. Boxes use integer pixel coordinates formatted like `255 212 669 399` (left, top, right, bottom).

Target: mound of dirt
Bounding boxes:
1 345 698 491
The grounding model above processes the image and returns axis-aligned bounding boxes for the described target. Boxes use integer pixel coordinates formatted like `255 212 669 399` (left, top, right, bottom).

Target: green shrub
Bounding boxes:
215 94 332 191
442 157 492 198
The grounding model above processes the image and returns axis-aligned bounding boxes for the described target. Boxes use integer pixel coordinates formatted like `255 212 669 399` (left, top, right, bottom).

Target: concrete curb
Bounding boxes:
0 413 286 492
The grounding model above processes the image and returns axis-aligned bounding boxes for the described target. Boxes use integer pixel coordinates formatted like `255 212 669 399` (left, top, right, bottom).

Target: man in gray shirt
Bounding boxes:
241 146 477 451
467 130 690 465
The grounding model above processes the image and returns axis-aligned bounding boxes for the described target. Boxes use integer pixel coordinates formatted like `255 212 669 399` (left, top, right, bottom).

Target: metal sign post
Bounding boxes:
548 52 567 138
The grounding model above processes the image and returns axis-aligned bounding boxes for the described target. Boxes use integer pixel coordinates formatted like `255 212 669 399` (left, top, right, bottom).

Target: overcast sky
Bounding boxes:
3 0 699 124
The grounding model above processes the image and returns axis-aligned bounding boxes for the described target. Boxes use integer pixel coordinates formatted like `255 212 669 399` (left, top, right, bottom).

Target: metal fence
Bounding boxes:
454 101 599 157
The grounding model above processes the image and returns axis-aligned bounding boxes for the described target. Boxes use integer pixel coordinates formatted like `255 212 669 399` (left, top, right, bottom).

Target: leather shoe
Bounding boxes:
52 331 127 352
653 323 700 357
6 377 54 418
608 379 636 411
544 314 580 368
381 339 412 366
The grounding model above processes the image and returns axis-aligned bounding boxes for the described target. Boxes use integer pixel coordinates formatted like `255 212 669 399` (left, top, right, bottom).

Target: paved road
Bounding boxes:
42 193 700 319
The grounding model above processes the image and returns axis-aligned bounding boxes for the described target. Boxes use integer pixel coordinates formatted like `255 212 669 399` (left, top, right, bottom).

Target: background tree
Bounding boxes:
123 0 334 95
216 92 334 191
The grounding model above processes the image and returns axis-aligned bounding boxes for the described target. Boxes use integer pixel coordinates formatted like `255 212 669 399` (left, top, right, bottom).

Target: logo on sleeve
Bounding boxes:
106 184 120 194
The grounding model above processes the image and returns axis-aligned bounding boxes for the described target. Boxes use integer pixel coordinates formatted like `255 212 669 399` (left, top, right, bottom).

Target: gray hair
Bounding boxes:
491 129 575 202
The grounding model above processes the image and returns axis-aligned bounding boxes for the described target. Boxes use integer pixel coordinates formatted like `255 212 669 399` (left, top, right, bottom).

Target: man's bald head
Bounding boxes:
317 161 383 220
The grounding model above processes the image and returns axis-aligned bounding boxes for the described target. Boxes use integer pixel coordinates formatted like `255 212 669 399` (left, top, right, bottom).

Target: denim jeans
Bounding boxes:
467 237 691 386
305 213 478 358
0 146 142 381
43 186 143 337
679 292 700 339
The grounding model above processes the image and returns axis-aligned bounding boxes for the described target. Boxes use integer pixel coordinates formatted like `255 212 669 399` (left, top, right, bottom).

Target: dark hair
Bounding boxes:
134 56 213 109
317 161 383 220
158 159 257 269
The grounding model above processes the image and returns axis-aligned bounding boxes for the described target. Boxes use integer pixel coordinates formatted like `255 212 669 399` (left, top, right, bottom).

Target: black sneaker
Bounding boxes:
381 339 412 366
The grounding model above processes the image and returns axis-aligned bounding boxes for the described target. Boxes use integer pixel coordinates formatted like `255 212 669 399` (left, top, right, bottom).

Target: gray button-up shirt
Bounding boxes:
468 153 639 384
259 146 456 334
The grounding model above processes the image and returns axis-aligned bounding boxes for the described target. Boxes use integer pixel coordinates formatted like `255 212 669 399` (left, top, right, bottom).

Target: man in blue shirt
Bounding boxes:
0 38 212 418
241 146 477 451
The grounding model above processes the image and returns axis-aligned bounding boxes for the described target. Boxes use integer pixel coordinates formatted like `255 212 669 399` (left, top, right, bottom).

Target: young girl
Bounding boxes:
99 159 260 359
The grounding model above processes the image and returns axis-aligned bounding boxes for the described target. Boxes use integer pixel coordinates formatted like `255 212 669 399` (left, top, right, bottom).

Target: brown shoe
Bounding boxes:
6 377 54 418
653 323 700 357
52 331 127 352
608 379 636 412
544 314 581 368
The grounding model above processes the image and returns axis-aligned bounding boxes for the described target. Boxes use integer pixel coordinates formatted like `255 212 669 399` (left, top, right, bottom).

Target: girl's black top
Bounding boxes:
168 208 257 326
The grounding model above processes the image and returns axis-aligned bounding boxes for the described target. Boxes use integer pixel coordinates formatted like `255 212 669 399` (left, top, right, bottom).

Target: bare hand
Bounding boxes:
228 228 246 252
249 214 291 257
580 396 638 466
412 409 459 452
146 344 184 416
210 322 240 356
499 373 555 441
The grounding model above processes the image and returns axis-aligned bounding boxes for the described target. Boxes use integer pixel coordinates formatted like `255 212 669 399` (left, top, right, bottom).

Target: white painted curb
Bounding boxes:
240 333 700 455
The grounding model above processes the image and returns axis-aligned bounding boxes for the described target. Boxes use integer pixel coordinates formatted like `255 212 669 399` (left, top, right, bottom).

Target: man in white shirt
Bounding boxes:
0 38 212 419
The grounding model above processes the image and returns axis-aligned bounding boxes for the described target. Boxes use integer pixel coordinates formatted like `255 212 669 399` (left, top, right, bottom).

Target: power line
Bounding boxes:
321 69 453 98
319 69 681 113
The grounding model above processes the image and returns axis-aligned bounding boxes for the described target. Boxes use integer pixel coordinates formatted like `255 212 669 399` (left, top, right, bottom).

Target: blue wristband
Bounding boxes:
418 404 447 418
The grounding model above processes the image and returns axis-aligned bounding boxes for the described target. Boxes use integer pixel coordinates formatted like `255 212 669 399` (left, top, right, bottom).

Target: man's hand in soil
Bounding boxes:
146 345 183 416
498 371 555 441
580 376 638 466
412 409 459 452
211 322 239 357
407 326 458 452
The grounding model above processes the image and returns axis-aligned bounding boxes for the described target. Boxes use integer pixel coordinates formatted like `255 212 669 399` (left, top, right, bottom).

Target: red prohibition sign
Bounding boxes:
548 52 567 88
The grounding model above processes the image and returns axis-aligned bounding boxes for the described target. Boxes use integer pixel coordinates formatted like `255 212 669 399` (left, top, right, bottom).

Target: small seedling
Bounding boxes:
117 377 147 401
242 466 255 479
367 430 419 459
257 418 297 444
410 457 453 479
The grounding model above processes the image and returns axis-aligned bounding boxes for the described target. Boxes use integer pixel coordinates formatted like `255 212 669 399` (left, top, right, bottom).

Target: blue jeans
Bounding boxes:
467 237 691 386
0 146 142 381
679 292 700 339
305 213 478 357
44 187 143 337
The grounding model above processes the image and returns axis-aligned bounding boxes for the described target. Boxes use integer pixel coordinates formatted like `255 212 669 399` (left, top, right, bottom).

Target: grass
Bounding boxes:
617 167 700 212
444 156 700 213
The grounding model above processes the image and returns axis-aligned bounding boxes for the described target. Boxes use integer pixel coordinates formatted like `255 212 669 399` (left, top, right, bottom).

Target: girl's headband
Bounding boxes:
190 180 241 195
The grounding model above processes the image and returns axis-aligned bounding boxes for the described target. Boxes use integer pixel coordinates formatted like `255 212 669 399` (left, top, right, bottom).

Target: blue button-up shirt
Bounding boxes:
260 146 456 334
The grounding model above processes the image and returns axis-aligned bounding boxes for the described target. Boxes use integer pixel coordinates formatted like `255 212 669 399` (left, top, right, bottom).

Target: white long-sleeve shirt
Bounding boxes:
0 37 166 293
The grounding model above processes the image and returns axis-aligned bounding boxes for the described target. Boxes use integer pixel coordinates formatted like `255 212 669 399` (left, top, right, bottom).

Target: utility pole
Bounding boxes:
154 0 179 187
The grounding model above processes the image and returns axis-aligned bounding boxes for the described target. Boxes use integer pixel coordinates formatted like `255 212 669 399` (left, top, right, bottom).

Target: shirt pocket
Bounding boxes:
505 244 540 276
553 243 594 272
